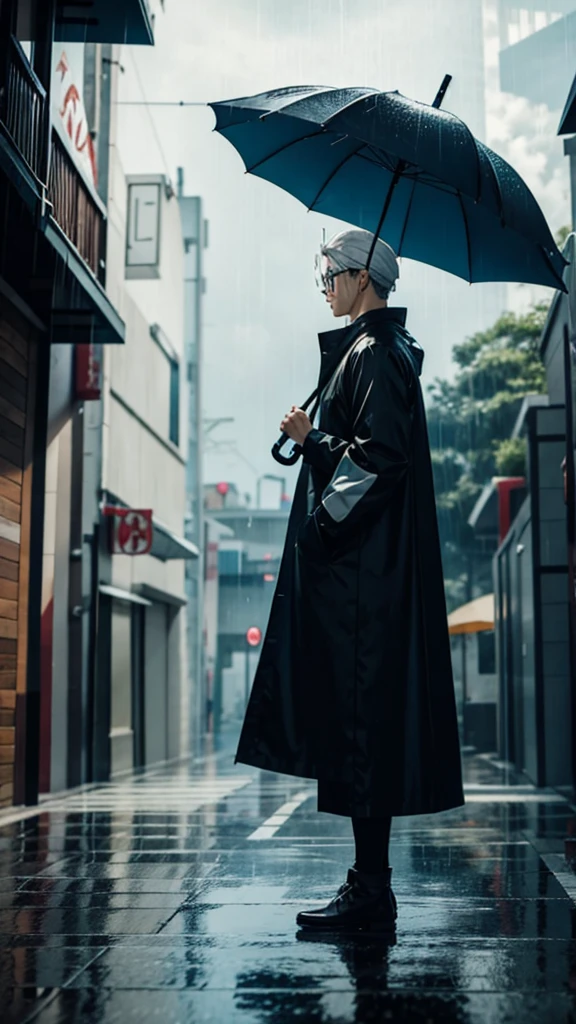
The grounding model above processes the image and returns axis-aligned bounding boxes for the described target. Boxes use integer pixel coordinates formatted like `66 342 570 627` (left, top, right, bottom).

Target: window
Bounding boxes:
169 358 179 447
478 631 496 675
149 324 180 448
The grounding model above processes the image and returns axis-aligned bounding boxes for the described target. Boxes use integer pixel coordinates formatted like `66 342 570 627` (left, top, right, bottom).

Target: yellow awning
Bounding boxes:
448 594 495 635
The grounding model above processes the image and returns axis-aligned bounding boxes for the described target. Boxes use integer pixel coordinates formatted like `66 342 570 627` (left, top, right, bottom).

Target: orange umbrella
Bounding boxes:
448 594 494 635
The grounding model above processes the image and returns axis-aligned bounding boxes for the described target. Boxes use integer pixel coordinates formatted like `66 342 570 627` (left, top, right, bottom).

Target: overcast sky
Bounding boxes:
116 0 572 503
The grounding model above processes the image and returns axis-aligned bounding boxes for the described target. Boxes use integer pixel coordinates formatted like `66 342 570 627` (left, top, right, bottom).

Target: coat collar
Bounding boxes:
317 307 408 389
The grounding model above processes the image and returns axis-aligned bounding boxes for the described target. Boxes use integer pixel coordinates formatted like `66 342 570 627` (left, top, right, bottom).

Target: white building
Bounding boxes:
95 126 200 771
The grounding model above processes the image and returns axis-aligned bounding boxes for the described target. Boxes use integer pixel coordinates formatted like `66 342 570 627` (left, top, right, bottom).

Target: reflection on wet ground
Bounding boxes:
1 743 576 1023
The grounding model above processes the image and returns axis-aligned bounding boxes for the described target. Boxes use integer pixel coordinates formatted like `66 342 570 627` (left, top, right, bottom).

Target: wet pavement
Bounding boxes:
2 743 576 1023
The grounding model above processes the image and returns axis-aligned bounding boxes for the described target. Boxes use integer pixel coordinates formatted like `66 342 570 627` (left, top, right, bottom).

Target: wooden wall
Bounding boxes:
0 297 35 808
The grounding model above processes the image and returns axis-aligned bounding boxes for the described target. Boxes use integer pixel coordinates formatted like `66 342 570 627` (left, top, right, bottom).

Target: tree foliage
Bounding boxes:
428 303 549 609
494 436 527 477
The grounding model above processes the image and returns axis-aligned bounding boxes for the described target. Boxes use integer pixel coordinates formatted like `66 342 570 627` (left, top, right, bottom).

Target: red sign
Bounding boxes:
76 343 101 401
496 478 526 543
104 507 153 555
246 626 262 647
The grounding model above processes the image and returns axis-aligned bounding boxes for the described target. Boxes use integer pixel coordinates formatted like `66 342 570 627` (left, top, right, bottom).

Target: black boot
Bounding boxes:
296 866 397 932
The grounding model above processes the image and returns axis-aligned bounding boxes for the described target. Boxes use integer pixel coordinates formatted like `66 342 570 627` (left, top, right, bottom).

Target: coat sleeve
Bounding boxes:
300 344 413 547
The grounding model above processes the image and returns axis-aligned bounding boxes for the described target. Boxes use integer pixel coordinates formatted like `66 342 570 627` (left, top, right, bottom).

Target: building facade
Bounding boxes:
497 0 576 111
0 0 205 807
493 237 574 787
0 0 155 807
92 150 199 777
204 502 289 732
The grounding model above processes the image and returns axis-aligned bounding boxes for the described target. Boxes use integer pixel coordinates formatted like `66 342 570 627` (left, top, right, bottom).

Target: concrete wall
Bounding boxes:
101 107 189 771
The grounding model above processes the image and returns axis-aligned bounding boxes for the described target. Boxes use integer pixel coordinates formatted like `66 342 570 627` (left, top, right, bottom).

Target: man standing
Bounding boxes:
236 228 464 932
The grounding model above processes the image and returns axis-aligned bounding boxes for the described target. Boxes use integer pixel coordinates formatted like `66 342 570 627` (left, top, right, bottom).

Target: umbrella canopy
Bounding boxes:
210 85 567 291
448 594 495 636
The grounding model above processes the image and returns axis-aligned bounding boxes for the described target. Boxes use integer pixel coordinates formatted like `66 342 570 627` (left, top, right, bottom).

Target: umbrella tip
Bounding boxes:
432 74 452 109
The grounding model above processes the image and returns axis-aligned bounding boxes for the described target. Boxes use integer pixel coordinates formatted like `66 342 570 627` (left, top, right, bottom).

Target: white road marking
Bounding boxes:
464 794 567 803
541 853 576 905
247 791 313 841
0 778 254 826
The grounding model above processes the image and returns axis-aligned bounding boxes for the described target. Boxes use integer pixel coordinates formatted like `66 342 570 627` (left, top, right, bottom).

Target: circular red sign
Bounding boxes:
117 511 153 555
216 482 229 496
246 626 262 647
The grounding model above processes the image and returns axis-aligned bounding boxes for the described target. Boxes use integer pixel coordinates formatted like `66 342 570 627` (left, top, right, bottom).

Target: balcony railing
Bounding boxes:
1 35 47 182
0 37 107 288
48 129 106 285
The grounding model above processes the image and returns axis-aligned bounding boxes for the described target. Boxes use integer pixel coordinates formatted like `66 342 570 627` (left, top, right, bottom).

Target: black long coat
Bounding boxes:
236 307 464 818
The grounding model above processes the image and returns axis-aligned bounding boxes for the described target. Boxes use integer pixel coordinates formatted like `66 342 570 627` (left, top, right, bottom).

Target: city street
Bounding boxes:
1 3 576 1023
2 743 576 1024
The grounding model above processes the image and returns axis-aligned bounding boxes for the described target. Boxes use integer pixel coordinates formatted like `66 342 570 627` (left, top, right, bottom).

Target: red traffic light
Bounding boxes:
216 482 229 496
246 626 262 647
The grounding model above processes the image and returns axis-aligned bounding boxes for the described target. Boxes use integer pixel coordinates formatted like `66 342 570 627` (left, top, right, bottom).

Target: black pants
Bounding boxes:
318 780 392 873
351 815 392 873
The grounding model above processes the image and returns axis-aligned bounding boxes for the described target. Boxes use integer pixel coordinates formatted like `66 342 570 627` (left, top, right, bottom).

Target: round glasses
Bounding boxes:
314 253 348 295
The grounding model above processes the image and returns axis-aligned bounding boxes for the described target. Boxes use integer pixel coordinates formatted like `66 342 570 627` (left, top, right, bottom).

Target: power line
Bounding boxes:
123 51 174 179
206 440 260 477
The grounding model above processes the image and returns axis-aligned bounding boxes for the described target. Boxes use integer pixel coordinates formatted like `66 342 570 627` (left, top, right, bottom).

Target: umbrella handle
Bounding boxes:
271 432 303 466
271 388 319 466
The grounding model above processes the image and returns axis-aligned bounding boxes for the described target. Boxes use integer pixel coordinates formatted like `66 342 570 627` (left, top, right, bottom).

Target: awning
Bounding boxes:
99 584 152 606
43 220 125 346
131 583 187 608
55 0 154 46
448 594 495 636
150 518 199 562
100 496 200 562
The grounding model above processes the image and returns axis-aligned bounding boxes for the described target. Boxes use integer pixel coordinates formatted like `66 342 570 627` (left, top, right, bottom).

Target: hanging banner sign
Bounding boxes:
104 507 154 556
52 46 98 187
75 343 101 400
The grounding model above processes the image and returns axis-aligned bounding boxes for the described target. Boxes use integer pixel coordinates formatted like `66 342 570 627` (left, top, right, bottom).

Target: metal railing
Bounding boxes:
1 35 47 181
48 129 106 284
1 36 107 287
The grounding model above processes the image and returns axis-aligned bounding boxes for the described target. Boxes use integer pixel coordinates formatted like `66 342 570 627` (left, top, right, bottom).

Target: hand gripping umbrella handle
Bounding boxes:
271 388 319 466
271 434 303 466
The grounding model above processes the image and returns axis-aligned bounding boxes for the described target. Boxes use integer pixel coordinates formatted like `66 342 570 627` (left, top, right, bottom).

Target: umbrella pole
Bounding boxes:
366 162 406 271
366 73 452 272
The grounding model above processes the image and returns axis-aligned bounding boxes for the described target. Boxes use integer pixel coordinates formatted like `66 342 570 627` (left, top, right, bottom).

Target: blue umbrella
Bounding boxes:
210 79 567 292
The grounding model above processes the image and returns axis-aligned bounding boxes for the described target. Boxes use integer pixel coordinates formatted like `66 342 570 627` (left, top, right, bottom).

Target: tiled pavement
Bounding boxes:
1 743 576 1023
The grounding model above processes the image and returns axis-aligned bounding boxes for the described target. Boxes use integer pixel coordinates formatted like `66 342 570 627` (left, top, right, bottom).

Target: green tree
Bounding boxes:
428 303 549 610
494 436 527 477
